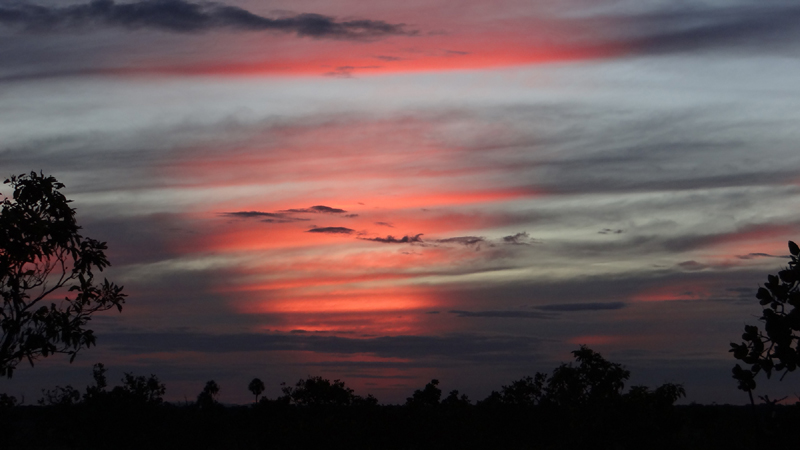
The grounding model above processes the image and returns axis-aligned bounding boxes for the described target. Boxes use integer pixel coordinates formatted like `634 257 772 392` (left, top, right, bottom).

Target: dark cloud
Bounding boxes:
677 260 708 271
449 310 553 319
359 234 423 244
373 55 405 62
661 223 800 253
101 331 543 362
281 205 347 214
628 4 800 55
535 302 626 312
437 236 486 247
503 232 534 245
598 228 624 235
736 252 784 260
307 226 355 234
0 0 414 39
374 222 394 227
220 211 308 223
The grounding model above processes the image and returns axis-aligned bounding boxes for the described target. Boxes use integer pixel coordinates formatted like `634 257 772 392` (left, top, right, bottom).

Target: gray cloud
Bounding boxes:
281 205 348 214
360 234 423 244
102 331 543 362
627 4 800 55
374 221 394 227
0 0 414 40
677 260 708 271
535 302 626 312
220 211 308 223
373 55 405 62
449 310 553 319
503 232 534 245
437 236 486 247
736 252 784 260
306 226 355 234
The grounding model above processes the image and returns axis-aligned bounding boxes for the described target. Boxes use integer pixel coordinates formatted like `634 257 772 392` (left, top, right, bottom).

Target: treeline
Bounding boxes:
0 347 796 449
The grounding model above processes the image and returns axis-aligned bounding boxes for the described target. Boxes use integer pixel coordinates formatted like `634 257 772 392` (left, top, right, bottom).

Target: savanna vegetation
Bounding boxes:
0 346 797 450
2 173 799 449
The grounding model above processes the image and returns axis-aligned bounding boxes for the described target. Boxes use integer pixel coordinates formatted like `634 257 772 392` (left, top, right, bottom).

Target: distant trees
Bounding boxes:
480 346 685 408
281 375 377 407
730 241 800 402
0 172 126 377
39 363 166 407
0 350 698 449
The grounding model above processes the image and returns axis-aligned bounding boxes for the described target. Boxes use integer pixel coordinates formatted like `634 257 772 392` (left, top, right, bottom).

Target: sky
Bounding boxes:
2 0 800 405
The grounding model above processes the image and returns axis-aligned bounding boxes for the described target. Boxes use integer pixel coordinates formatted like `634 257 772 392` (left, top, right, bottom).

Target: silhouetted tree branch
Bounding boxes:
731 241 800 401
0 172 126 377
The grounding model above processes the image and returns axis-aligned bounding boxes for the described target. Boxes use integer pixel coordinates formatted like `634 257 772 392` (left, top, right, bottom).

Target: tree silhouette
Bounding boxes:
84 362 108 401
197 380 220 409
546 345 630 407
731 241 800 403
481 346 684 409
248 377 265 403
39 384 80 406
406 379 441 408
0 172 126 377
281 376 369 406
112 372 166 404
499 373 547 406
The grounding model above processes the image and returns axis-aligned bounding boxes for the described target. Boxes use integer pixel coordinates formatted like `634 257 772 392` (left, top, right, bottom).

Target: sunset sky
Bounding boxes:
3 0 800 405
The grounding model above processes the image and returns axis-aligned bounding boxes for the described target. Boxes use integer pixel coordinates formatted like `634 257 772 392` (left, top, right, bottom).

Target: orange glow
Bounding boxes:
259 310 433 336
355 188 541 209
239 289 433 314
122 43 624 78
222 272 418 292
633 283 714 303
106 29 628 79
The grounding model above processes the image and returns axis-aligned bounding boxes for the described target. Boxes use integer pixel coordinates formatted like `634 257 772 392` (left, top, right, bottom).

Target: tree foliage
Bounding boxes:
731 241 800 394
0 172 126 377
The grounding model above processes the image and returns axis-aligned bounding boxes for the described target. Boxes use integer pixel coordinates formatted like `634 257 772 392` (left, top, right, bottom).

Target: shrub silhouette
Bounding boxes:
0 172 126 377
731 241 800 403
39 384 80 406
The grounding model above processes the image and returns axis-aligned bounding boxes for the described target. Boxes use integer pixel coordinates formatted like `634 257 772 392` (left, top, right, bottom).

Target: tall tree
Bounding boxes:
248 377 265 403
0 172 125 377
